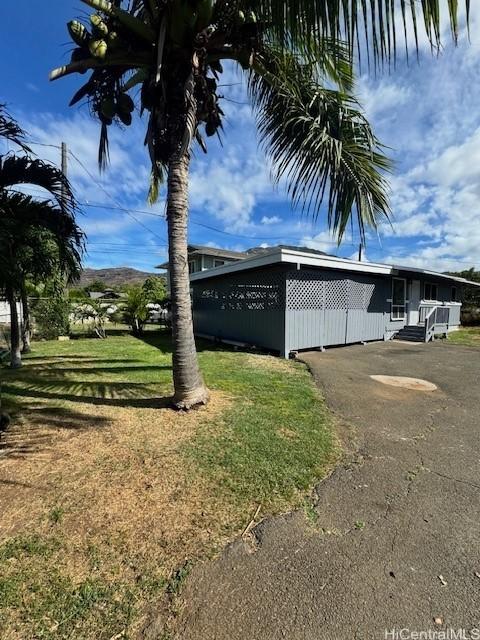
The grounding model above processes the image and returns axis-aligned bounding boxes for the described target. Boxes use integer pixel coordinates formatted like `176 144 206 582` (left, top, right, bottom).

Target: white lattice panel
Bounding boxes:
324 279 349 309
286 271 325 310
195 270 284 311
287 270 378 311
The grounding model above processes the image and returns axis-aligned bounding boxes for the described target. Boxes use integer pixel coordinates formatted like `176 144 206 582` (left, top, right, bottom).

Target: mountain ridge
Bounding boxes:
76 267 163 288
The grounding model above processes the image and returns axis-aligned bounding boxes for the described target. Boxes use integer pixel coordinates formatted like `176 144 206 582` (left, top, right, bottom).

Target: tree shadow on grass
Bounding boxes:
33 365 173 375
137 330 230 356
0 402 112 461
22 354 106 361
2 382 172 410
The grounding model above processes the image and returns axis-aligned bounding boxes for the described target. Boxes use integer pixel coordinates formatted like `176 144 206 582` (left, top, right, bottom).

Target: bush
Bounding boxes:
123 286 149 336
461 307 480 326
33 297 70 340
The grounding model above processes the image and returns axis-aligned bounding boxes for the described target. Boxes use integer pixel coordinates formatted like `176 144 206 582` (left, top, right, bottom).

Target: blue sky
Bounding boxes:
1 1 479 273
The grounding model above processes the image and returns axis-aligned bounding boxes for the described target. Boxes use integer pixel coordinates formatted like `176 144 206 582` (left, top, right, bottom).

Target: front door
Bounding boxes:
408 280 421 325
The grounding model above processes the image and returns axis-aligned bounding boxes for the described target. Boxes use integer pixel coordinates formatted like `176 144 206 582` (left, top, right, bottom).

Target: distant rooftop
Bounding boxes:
156 243 333 270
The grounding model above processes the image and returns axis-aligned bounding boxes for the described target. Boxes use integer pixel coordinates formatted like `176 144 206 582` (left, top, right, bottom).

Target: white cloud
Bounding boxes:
81 215 136 237
261 215 281 225
189 146 271 229
358 79 411 121
300 230 353 255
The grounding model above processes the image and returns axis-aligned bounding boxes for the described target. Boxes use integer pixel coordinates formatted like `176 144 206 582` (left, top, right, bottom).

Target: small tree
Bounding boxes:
33 284 71 340
123 286 149 336
84 280 107 294
0 194 83 367
72 299 109 338
143 276 167 305
0 106 83 367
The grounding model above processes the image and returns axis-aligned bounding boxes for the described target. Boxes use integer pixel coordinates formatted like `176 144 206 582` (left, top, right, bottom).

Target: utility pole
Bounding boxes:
358 243 363 262
61 141 67 213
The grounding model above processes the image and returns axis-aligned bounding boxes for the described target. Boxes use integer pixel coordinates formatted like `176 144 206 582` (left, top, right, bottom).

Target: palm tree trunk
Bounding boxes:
166 151 209 409
20 285 31 353
6 285 21 369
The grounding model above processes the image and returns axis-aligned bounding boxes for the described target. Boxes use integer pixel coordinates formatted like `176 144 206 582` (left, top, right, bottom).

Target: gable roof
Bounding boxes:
188 245 249 260
156 244 249 269
189 246 480 287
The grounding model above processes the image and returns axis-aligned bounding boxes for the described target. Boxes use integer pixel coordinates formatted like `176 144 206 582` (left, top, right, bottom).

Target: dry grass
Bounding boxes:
0 392 241 638
0 391 235 569
0 331 335 638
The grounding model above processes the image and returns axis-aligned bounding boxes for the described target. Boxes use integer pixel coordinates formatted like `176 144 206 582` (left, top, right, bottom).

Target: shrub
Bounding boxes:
33 296 70 340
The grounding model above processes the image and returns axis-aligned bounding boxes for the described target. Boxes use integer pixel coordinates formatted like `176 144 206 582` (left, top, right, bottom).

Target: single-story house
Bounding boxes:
190 246 480 357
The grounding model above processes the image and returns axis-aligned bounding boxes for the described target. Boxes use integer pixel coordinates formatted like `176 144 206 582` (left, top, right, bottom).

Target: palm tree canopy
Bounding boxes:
0 155 76 216
0 192 84 290
50 0 467 241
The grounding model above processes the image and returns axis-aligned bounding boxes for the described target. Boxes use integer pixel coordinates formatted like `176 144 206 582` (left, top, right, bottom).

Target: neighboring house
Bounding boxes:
88 289 123 300
189 246 480 357
157 244 250 291
0 299 23 326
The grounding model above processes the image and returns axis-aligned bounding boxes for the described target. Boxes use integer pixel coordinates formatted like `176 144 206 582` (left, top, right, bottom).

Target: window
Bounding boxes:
451 286 457 302
188 261 196 274
391 278 406 320
214 259 225 268
424 282 438 301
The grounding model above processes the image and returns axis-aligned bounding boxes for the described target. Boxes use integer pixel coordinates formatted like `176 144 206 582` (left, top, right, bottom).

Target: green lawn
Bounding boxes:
0 330 336 639
447 326 480 347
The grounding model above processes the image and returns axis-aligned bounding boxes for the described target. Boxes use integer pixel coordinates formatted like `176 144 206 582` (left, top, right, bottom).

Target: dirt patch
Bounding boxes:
370 375 438 392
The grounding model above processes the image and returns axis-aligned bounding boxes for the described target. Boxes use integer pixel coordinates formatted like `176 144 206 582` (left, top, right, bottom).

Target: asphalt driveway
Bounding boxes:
157 341 480 640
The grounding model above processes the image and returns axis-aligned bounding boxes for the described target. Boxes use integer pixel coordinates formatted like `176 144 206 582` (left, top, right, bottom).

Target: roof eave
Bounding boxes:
189 247 480 284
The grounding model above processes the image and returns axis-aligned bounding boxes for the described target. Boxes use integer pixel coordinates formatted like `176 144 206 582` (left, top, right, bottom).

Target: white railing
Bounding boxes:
424 306 450 342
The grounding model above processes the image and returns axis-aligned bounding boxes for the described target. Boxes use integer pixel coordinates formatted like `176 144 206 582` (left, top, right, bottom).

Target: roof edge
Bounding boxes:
189 247 480 286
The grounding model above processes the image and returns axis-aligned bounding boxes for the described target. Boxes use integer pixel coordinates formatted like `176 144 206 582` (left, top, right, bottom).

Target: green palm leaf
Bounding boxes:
0 192 84 287
0 155 76 215
249 48 392 242
251 0 468 64
0 104 31 153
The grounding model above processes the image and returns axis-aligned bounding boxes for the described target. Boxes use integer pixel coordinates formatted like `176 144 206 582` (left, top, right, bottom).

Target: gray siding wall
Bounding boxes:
285 270 390 352
191 266 287 354
191 265 464 357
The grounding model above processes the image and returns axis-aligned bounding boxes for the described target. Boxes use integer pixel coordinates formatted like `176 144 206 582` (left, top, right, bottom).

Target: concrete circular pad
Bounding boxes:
370 375 438 391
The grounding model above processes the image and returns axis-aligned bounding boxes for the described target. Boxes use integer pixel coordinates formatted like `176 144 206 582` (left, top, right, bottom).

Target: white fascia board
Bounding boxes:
189 247 392 281
392 264 480 287
279 249 393 275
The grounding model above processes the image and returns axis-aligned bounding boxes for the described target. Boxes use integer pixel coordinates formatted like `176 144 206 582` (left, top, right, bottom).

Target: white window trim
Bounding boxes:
391 277 407 321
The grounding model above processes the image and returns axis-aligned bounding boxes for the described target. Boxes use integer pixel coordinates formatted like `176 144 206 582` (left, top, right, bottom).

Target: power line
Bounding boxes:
68 150 168 246
12 144 480 266
27 140 63 150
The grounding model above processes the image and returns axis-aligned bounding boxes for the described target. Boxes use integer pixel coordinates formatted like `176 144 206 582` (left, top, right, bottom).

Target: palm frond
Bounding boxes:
0 192 84 285
0 155 76 214
250 0 468 64
0 105 31 153
248 48 392 243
